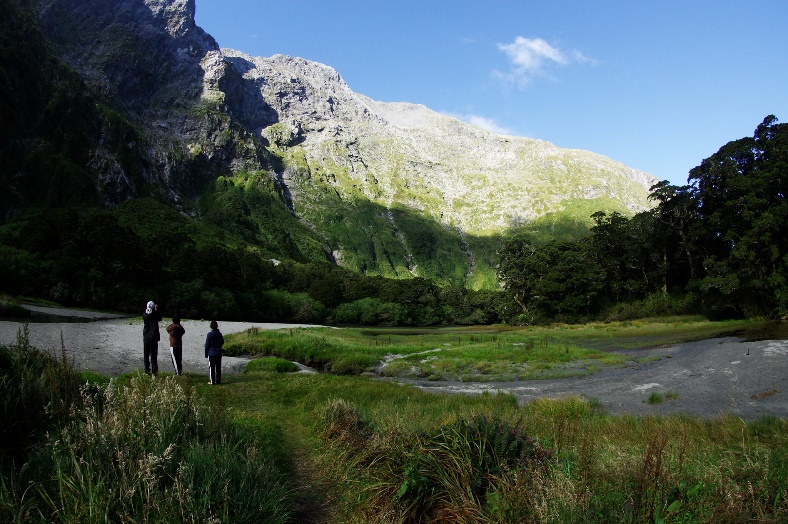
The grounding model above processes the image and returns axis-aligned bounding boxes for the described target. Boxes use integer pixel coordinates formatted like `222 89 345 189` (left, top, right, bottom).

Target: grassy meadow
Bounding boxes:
1 318 787 523
223 317 762 380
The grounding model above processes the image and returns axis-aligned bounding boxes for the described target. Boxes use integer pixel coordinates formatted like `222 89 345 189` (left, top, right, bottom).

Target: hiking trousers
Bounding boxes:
144 342 158 374
170 346 183 375
208 355 222 384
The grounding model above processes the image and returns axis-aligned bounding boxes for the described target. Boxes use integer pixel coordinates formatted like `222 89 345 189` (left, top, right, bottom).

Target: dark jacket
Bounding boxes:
143 310 162 343
166 323 186 348
204 329 224 358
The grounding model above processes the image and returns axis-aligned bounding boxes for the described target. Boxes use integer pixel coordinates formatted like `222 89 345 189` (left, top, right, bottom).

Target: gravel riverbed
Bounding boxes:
2 305 786 420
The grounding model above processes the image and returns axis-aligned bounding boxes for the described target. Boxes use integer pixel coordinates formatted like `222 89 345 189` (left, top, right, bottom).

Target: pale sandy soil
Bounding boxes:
2 305 786 420
397 336 788 420
0 305 319 378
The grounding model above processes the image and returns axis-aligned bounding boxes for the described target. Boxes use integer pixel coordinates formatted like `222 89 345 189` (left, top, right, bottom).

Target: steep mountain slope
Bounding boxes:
208 49 657 236
2 0 658 289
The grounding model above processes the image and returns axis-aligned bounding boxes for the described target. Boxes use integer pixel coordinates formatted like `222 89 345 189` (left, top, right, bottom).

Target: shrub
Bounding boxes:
0 325 81 465
603 292 697 321
319 403 555 522
320 398 374 451
0 296 30 318
246 357 299 373
648 391 664 404
391 415 554 518
0 368 295 522
262 290 327 323
335 297 381 325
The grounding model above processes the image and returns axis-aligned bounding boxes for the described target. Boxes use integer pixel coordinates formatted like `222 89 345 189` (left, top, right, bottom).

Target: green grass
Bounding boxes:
245 357 300 373
0 295 30 318
3 318 786 522
647 390 680 405
194 370 788 523
648 391 664 404
0 332 295 523
224 318 762 381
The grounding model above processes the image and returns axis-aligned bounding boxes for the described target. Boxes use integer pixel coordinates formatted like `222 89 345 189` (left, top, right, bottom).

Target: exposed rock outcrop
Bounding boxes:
5 0 659 285
203 48 658 235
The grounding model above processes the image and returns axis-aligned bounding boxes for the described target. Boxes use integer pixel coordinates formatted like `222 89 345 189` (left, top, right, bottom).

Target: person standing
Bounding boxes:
166 316 186 375
204 320 224 385
142 300 162 374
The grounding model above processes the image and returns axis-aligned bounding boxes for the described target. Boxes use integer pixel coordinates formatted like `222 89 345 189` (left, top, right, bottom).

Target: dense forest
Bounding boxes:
0 195 514 325
500 115 787 323
1 116 785 325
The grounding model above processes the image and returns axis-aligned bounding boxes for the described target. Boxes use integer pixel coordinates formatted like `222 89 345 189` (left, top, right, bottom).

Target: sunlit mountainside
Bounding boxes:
1 0 657 288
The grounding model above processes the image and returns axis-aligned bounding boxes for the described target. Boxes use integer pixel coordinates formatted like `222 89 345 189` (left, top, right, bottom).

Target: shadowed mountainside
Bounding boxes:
1 0 657 288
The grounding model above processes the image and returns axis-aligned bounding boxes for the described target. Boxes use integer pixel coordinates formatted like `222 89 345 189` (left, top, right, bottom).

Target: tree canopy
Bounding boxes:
498 115 788 322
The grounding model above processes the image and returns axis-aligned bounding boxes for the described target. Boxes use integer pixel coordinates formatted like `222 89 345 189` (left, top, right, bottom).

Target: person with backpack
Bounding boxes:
166 316 186 375
204 320 224 385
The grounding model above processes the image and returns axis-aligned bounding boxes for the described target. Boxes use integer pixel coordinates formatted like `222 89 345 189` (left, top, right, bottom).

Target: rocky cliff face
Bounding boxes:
202 48 657 235
33 0 216 119
8 0 275 209
6 0 659 286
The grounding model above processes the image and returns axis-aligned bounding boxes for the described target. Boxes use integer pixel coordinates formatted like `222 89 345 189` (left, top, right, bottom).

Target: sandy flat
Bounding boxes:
398 336 788 420
0 306 319 377
2 306 786 420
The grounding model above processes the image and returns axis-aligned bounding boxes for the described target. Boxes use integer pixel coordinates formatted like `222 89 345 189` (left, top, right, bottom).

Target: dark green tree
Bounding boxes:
498 238 604 323
647 181 702 291
688 115 788 317
498 238 544 316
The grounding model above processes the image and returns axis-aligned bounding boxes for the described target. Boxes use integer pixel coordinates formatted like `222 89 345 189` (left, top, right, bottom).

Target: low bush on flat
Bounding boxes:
224 319 755 380
246 356 299 373
0 325 81 465
306 394 788 523
3 319 787 522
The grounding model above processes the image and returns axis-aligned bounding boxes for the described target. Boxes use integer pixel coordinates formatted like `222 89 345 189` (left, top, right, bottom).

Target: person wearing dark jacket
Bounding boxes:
204 320 224 385
166 316 186 375
142 300 162 374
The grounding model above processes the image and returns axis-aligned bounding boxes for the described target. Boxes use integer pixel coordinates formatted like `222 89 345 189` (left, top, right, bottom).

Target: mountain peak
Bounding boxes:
203 49 657 234
370 101 451 131
145 0 197 37
8 0 659 286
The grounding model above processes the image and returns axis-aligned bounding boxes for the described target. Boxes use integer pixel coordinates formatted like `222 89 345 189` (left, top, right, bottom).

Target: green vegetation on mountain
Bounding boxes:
1 0 786 324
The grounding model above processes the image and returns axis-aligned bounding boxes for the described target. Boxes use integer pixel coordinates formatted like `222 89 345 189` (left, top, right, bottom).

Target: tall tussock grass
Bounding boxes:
0 332 294 523
317 397 788 523
319 399 554 523
0 325 82 465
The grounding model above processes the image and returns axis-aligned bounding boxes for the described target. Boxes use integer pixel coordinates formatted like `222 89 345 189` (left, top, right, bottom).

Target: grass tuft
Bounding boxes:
0 340 296 523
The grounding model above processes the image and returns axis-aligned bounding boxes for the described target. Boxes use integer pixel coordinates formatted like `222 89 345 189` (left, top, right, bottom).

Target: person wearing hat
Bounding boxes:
142 300 162 374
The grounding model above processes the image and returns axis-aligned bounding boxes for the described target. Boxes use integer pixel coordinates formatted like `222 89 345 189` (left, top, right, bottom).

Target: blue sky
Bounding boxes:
195 1 787 186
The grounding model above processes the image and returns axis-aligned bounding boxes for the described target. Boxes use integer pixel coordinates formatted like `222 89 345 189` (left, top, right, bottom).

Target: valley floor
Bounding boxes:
1 305 786 420
393 335 788 420
0 304 318 377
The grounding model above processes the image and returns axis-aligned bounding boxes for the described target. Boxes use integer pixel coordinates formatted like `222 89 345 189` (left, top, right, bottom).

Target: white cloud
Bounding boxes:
570 50 600 66
446 112 512 135
498 37 567 70
495 36 594 88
